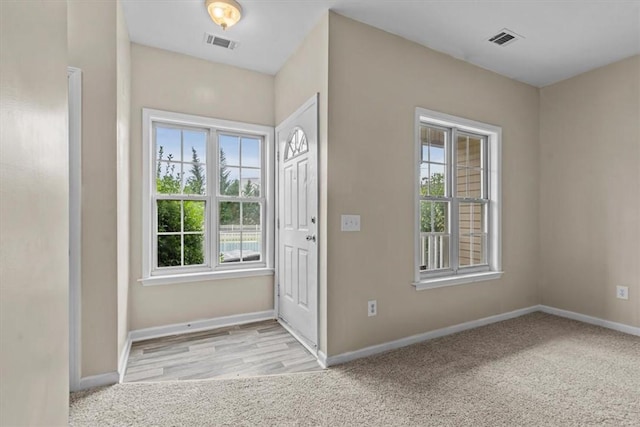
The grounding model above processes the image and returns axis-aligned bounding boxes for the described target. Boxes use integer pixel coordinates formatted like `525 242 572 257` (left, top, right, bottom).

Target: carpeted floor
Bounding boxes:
70 313 640 426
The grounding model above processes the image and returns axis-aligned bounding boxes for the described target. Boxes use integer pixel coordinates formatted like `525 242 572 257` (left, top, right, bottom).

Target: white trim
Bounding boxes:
414 107 502 283
77 372 119 391
317 351 328 369
139 267 274 286
129 310 275 342
118 334 132 383
67 66 82 392
413 271 503 290
539 305 640 336
141 108 274 282
324 306 539 366
322 305 640 367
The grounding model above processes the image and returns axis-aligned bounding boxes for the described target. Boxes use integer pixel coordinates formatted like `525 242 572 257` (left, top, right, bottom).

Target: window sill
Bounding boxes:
413 271 503 291
140 268 274 287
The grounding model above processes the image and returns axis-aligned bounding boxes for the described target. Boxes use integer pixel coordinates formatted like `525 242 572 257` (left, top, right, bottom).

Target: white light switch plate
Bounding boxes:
341 215 360 232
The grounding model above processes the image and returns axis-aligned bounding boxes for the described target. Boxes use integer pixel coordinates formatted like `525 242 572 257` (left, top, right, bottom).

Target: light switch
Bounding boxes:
341 214 360 232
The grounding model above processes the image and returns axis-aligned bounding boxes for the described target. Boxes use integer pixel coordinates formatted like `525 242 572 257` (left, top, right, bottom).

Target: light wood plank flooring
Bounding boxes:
123 320 322 382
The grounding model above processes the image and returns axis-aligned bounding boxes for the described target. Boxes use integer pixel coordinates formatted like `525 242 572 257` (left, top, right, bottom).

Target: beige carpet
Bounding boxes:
70 313 640 426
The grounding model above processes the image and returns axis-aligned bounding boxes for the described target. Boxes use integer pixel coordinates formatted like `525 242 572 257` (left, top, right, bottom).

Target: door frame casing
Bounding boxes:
68 66 82 391
274 93 320 355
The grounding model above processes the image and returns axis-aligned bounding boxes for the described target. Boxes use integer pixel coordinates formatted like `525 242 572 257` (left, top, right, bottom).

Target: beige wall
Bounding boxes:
325 13 540 356
117 0 132 361
274 14 329 352
0 1 69 425
129 44 275 330
68 0 119 376
539 56 640 327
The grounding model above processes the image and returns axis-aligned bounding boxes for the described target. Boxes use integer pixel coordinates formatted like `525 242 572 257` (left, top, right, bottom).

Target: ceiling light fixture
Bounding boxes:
205 0 242 31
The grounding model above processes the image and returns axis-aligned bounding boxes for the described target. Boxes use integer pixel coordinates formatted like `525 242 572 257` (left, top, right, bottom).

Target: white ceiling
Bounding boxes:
122 0 640 87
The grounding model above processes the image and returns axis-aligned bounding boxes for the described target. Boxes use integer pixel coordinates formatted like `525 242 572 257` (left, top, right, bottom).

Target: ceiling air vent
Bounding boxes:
488 29 522 47
203 32 238 50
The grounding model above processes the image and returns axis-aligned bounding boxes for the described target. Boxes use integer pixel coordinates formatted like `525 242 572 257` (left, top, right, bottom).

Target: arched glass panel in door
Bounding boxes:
284 127 308 160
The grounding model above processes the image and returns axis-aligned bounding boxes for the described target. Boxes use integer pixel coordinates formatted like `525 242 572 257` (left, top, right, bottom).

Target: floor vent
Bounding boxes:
203 32 238 50
488 29 521 47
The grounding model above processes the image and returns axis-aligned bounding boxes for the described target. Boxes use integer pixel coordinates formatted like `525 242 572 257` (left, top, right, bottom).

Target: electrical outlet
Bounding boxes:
616 286 629 300
368 300 377 317
341 214 361 232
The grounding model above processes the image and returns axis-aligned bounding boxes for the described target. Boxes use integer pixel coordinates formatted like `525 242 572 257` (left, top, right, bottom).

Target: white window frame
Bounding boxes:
141 108 274 286
413 108 503 290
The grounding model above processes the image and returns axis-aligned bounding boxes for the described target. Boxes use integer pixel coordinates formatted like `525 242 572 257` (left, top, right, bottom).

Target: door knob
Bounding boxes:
306 235 316 242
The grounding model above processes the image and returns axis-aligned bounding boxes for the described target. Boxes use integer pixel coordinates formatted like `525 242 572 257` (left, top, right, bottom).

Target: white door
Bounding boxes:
277 94 318 349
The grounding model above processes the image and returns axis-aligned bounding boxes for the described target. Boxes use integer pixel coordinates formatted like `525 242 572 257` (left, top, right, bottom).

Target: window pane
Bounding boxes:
219 202 241 263
459 202 487 267
242 202 261 226
420 164 446 197
467 136 482 168
183 163 206 195
156 127 181 162
457 135 468 167
420 201 449 233
459 234 487 267
184 234 205 265
429 145 445 164
219 201 240 226
241 168 261 197
241 137 261 168
457 134 483 168
220 134 240 166
183 201 205 232
429 164 445 196
420 234 450 271
220 166 240 196
242 202 261 261
457 167 483 198
459 202 485 234
429 127 446 147
157 235 181 267
419 164 429 196
183 130 206 164
156 162 182 194
157 200 181 232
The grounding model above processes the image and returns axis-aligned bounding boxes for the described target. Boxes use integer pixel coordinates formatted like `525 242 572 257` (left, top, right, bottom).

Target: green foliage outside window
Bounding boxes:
420 173 447 233
156 145 261 268
157 147 206 267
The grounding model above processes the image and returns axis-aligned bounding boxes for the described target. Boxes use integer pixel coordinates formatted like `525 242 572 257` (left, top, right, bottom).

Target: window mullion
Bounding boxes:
450 127 459 273
211 128 219 269
483 136 490 266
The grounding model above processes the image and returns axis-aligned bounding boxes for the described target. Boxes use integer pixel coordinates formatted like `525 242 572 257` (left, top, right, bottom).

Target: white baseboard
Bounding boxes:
323 305 640 367
539 305 640 336
129 310 276 343
324 305 540 367
77 372 119 391
118 335 133 383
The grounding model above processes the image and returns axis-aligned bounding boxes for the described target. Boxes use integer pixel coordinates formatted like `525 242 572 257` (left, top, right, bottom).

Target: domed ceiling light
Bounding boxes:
205 0 243 31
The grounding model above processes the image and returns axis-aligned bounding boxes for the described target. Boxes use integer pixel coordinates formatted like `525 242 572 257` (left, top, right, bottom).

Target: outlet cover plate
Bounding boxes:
616 285 629 300
368 300 377 317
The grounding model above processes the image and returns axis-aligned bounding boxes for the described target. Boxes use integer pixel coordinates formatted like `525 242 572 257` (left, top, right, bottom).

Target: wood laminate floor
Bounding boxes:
123 320 322 382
